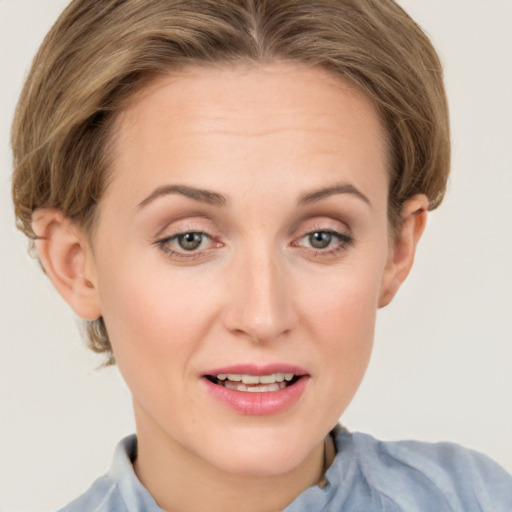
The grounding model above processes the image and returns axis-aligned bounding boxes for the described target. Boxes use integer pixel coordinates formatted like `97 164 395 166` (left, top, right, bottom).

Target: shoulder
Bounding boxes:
57 475 126 512
344 429 512 512
56 435 161 512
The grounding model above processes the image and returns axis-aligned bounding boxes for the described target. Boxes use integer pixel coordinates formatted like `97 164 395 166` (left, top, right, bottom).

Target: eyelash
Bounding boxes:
154 229 354 260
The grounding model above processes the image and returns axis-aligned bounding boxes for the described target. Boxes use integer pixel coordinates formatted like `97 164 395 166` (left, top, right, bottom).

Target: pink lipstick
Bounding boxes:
201 364 309 415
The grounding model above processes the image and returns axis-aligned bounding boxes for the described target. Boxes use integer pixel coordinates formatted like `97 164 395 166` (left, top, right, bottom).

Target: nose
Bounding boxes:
222 244 297 344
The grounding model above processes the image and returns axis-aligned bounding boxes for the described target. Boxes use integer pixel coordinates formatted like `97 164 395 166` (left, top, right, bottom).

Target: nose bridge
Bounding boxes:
223 239 296 343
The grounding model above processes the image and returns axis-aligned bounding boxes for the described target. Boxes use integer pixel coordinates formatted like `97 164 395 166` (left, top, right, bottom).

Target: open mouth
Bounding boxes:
205 372 302 392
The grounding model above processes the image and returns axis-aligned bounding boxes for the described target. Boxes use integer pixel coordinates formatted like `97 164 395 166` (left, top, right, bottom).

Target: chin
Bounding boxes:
213 448 308 478
196 425 321 477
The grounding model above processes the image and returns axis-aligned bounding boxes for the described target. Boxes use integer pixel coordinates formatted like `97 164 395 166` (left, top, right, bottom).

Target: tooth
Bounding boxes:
225 381 247 391
244 384 280 392
221 380 284 392
215 373 296 385
241 375 259 384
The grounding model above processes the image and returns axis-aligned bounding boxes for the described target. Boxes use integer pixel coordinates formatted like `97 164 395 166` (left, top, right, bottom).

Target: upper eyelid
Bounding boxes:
153 212 353 243
295 229 353 244
155 223 351 241
298 225 349 235
164 229 211 239
155 222 214 239
152 209 350 235
152 213 217 239
294 223 352 240
291 212 351 232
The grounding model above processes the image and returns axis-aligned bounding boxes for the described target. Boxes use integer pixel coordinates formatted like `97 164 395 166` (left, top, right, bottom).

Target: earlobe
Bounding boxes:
32 208 101 321
378 194 429 308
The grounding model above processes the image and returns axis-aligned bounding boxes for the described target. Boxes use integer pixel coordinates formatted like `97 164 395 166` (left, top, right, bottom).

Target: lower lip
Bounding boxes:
202 376 309 416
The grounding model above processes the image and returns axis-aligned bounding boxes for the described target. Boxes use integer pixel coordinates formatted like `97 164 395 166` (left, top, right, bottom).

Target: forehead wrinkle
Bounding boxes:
153 103 366 141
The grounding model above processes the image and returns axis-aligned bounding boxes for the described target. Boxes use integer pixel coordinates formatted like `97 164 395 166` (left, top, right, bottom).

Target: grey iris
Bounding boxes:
178 233 203 250
309 231 332 249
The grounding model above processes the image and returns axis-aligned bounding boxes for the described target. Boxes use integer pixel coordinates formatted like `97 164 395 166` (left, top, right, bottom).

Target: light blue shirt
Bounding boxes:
59 426 512 511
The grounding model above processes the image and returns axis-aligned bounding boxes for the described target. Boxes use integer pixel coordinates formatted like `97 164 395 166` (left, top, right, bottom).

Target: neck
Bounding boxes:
132 409 333 512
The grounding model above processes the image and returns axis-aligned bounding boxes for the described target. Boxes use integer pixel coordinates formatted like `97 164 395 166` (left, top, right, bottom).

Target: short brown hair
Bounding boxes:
11 0 450 363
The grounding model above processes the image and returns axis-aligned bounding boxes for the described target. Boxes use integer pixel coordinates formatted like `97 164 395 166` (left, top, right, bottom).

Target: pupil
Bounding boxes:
309 231 331 249
179 233 202 250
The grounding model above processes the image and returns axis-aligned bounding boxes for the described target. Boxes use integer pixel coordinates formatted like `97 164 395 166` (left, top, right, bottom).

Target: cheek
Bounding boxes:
95 248 221 368
298 260 384 383
301 263 382 340
95 257 224 426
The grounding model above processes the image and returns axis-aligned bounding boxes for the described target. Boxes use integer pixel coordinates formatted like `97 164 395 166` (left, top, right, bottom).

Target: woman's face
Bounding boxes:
89 63 393 475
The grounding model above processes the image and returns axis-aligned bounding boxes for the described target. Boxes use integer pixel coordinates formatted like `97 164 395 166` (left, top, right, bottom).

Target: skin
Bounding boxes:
33 63 427 512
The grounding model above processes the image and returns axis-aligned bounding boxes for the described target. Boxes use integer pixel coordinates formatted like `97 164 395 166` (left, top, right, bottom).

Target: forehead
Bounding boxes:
105 63 388 208
115 62 385 141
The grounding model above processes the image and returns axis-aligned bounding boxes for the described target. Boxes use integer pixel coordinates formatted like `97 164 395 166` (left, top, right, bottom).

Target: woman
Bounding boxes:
8 1 512 511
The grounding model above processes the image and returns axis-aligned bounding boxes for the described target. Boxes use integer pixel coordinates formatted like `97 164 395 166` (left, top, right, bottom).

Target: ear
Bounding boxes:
378 194 429 308
31 208 101 321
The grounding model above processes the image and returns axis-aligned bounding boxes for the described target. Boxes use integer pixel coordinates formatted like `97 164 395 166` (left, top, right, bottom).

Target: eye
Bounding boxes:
292 229 354 256
155 231 216 258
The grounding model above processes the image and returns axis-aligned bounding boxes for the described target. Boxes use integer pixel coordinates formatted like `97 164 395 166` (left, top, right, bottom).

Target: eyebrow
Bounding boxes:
298 183 371 207
137 181 370 210
138 184 228 208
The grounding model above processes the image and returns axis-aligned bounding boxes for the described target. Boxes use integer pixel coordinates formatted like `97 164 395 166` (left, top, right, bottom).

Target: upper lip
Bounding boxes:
202 363 309 377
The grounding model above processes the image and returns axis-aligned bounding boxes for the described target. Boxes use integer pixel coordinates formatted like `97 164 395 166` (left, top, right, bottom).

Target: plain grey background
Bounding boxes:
1 1 511 511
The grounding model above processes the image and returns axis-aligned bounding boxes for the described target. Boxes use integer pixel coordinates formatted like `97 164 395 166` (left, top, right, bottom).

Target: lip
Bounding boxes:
203 363 309 377
201 363 310 416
